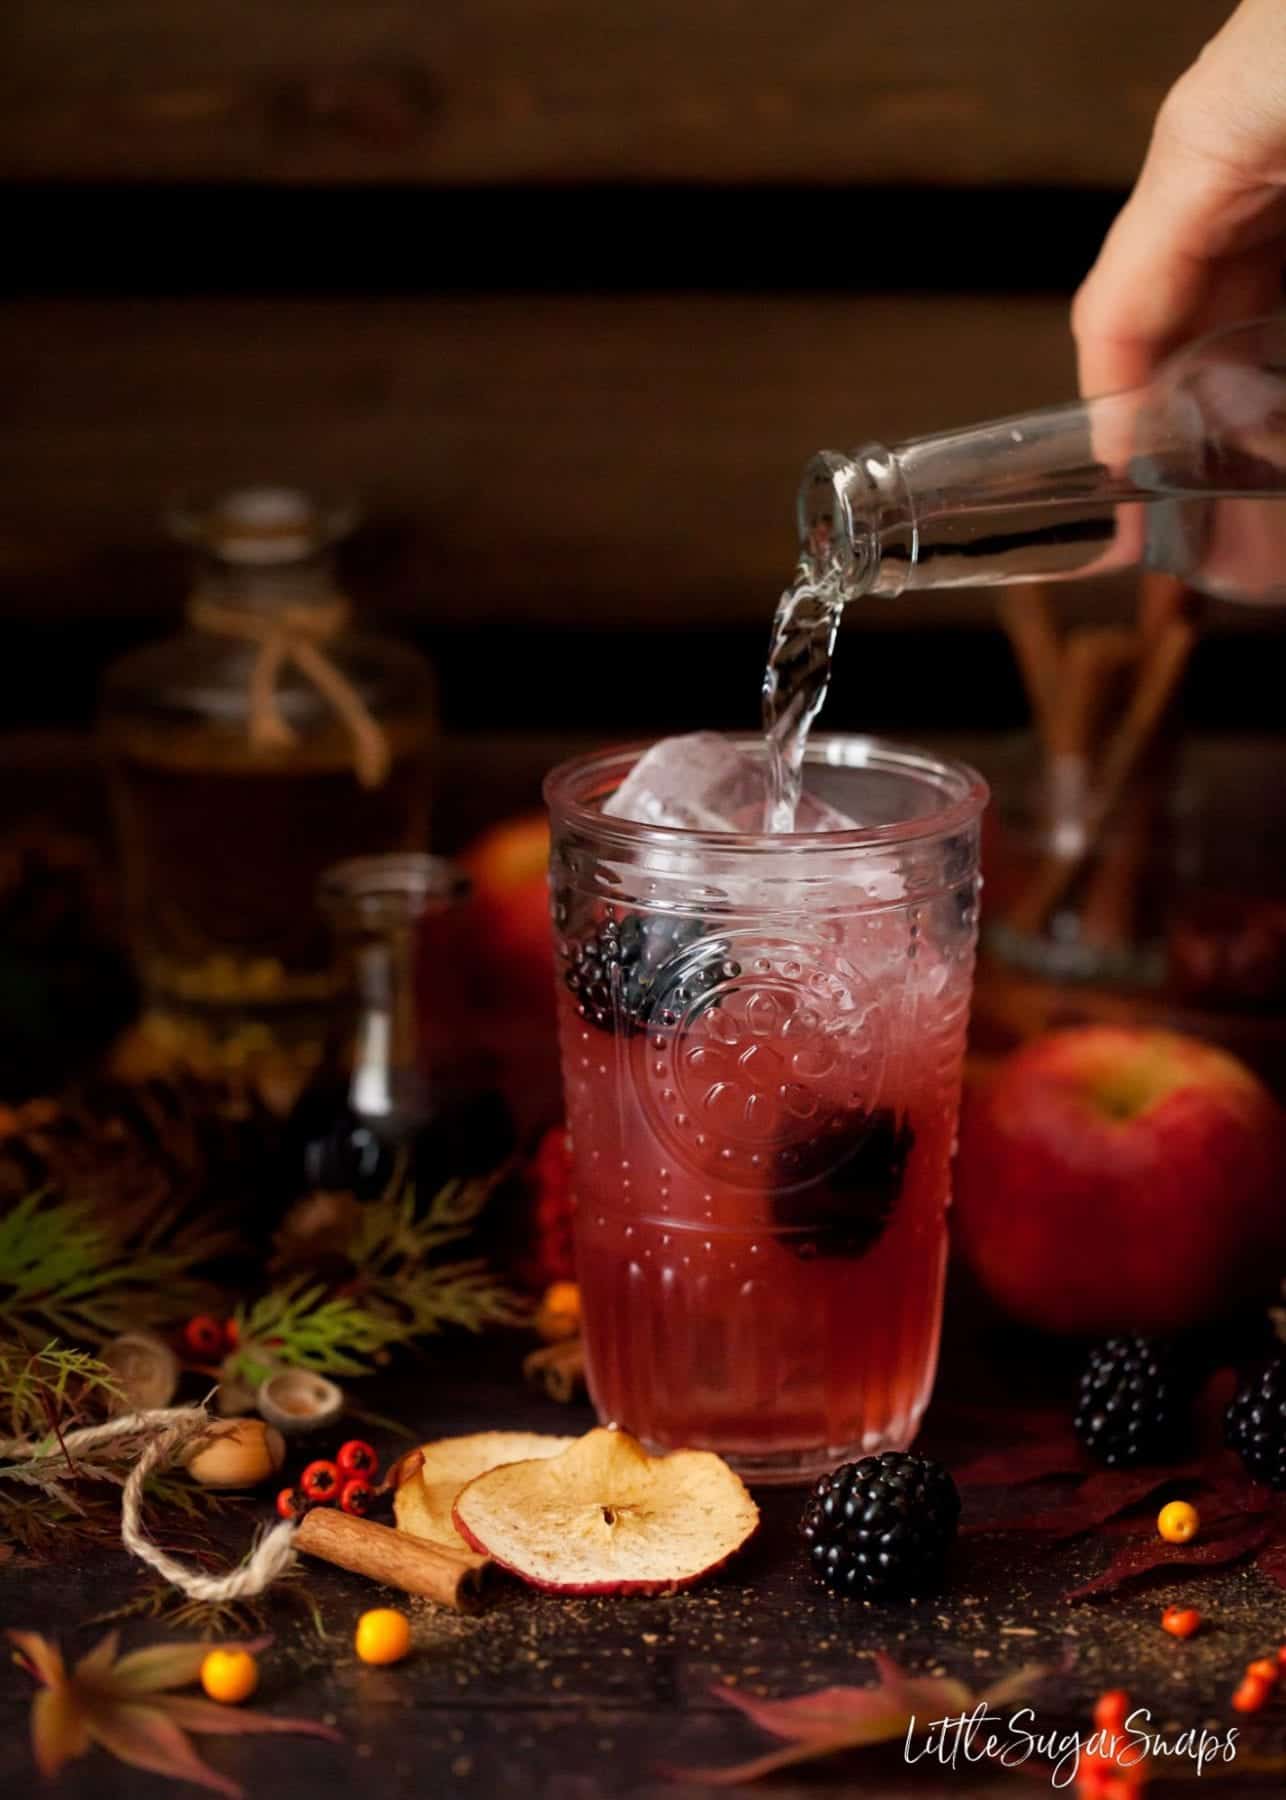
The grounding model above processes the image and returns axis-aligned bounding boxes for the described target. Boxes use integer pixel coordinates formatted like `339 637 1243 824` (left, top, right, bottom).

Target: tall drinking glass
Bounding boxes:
545 734 987 1483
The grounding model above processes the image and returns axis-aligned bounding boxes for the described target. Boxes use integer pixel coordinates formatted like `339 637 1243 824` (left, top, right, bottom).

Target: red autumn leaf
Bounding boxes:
7 1630 340 1799
976 1468 1181 1540
1195 1463 1276 1519
88 1704 242 1800
1194 1368 1240 1455
660 1655 1046 1786
1064 1514 1272 1600
1253 1537 1286 1590
954 1434 1086 1489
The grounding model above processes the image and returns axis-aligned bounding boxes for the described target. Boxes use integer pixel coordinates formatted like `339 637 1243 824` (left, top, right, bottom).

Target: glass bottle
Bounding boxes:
283 854 514 1207
799 314 1286 605
100 487 435 1023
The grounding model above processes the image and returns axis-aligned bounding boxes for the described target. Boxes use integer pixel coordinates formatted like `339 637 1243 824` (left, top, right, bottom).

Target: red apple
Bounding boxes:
954 1025 1286 1335
462 811 553 1016
460 811 562 1134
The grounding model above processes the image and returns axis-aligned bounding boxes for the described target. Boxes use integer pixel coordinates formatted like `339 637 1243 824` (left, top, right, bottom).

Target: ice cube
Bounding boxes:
604 733 859 835
603 733 749 830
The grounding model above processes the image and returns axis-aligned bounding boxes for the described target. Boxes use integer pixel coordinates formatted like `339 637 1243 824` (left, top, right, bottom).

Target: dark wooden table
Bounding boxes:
4 1328 1284 1800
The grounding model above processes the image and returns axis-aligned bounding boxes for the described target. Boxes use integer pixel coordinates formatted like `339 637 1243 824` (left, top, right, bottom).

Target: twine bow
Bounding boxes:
0 1405 297 1601
189 597 390 788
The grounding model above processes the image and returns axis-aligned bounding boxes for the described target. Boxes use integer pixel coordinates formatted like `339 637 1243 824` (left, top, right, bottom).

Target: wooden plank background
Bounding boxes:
2 292 1080 629
3 0 1219 187
6 0 1275 752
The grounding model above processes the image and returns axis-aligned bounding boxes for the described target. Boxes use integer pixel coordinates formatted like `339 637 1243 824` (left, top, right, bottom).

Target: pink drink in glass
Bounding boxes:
545 735 986 1482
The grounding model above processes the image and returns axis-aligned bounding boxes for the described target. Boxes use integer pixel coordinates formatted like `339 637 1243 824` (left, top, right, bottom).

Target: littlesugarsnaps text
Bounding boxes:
904 1704 1238 1788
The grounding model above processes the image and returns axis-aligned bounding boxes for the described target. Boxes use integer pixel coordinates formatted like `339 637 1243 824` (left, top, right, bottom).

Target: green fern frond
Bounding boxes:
229 1280 409 1385
0 1340 123 1442
345 1172 529 1339
0 1189 224 1346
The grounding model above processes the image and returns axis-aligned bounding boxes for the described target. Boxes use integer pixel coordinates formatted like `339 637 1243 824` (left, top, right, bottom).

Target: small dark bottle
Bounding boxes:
284 854 514 1206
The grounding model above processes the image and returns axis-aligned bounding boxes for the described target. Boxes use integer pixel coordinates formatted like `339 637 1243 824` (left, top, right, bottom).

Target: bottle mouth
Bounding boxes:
168 485 359 565
797 450 859 574
319 854 470 928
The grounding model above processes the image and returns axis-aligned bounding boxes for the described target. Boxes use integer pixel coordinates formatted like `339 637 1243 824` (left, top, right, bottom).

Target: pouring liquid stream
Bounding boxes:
760 564 848 832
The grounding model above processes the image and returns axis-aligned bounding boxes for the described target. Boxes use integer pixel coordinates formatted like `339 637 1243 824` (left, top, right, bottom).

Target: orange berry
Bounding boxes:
1093 1689 1130 1734
1157 1500 1199 1544
354 1607 411 1666
1277 1645 1286 1667
1247 1657 1279 1683
1161 1606 1202 1639
1233 1674 1272 1714
535 1280 582 1342
200 1648 259 1705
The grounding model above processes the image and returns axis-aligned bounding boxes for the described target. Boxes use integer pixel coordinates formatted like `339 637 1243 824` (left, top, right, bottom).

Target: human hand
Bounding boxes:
1073 0 1286 398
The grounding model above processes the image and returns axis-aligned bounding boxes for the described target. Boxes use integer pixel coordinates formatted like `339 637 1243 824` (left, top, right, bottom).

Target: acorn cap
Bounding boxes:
257 1369 344 1434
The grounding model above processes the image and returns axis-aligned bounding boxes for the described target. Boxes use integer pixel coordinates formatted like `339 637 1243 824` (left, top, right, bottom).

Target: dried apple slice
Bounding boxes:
394 1431 576 1552
452 1426 760 1593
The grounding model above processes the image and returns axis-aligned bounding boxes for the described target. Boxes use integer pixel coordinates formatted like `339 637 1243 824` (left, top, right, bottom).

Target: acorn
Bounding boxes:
184 1418 286 1489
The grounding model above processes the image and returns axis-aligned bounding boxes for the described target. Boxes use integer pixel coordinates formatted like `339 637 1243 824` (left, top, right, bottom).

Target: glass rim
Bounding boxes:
318 853 470 925
543 733 989 855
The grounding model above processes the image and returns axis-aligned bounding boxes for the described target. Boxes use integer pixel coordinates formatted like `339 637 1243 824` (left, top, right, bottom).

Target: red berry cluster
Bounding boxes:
520 1124 577 1290
182 1315 239 1359
277 1441 380 1522
277 1440 380 1512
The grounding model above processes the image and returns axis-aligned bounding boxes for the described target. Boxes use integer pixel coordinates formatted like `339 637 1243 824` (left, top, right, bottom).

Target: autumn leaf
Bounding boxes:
966 1468 1181 1541
954 1434 1087 1489
1254 1537 1286 1590
1064 1514 1274 1600
661 1653 1046 1786
956 1372 1238 1496
8 1629 340 1798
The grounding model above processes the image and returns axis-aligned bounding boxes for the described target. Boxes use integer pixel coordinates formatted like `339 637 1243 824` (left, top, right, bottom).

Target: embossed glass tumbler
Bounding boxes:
545 735 987 1483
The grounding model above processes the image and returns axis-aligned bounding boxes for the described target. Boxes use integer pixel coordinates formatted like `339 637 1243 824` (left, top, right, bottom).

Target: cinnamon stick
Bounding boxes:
524 1336 587 1403
294 1505 490 1611
1006 618 1197 936
1049 627 1138 759
1137 571 1193 646
998 586 1062 752
1078 782 1156 951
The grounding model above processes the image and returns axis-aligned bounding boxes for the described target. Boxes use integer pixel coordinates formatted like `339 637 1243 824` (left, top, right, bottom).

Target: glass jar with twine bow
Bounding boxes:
100 488 435 1029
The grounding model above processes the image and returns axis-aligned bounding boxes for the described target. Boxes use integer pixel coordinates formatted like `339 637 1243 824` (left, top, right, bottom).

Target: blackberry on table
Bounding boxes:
773 1107 914 1260
800 1450 960 1599
1074 1335 1191 1468
563 911 737 1036
1226 1357 1286 1489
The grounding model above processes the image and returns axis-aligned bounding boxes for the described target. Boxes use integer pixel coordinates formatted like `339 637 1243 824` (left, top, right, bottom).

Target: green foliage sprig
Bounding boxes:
0 1189 227 1348
228 1173 528 1387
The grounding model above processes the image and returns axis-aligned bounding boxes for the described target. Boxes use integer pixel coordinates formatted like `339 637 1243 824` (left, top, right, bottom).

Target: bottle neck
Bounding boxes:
185 549 343 621
342 922 425 1124
318 855 471 1131
799 387 1204 601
